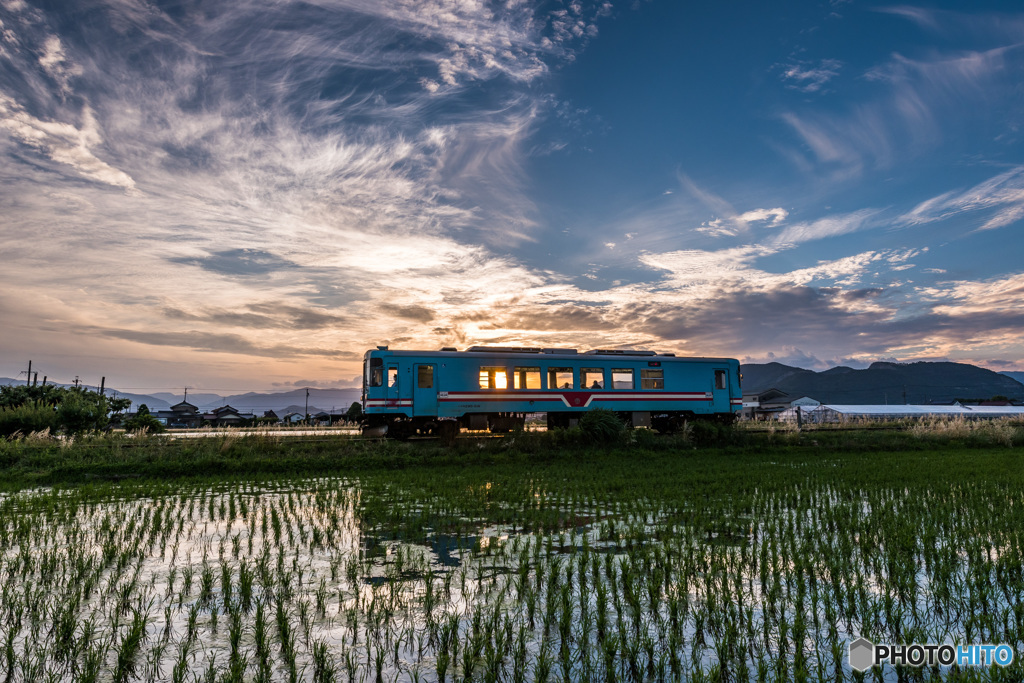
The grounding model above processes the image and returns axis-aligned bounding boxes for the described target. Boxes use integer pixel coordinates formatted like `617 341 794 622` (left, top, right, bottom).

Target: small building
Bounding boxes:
153 400 203 428
741 388 801 420
281 412 304 424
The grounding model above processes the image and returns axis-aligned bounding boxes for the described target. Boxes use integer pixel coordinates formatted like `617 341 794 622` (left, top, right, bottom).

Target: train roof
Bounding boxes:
364 346 736 363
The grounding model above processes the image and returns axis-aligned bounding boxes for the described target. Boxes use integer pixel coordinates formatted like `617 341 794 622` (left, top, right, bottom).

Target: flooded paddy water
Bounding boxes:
1 450 1022 682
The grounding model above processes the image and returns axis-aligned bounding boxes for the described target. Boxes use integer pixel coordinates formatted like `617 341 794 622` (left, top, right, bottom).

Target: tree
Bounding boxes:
0 384 134 436
345 401 362 423
56 391 108 435
123 411 165 434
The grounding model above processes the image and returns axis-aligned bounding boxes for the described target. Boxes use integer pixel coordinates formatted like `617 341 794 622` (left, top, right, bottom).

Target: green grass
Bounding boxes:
0 417 1020 488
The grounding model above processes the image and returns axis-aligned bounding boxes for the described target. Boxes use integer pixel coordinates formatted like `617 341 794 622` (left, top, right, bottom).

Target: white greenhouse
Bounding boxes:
778 403 1024 423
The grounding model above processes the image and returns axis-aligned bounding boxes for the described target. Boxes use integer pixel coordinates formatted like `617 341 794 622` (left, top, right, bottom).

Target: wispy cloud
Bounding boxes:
777 25 1022 179
771 209 882 246
0 94 140 193
738 207 788 227
779 58 842 93
681 174 789 237
899 166 1024 231
0 0 609 388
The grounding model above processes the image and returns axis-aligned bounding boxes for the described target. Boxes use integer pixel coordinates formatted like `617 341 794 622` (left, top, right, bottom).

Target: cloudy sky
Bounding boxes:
2 0 1024 392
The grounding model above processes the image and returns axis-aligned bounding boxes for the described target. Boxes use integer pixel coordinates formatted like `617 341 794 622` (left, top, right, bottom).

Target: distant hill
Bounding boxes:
1002 372 1024 385
206 388 362 415
740 362 1024 404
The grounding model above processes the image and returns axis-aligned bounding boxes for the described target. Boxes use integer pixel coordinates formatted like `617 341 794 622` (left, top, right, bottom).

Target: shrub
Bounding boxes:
577 409 628 445
123 412 166 434
689 420 737 447
0 402 59 437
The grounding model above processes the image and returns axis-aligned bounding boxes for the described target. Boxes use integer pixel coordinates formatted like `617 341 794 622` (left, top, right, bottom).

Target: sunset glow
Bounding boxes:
2 0 1024 391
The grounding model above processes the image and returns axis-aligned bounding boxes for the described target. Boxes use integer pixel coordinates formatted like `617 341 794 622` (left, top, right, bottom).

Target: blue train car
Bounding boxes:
362 346 741 438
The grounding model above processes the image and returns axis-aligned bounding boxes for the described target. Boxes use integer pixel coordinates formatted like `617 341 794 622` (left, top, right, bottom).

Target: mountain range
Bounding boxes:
0 379 361 415
739 362 1024 404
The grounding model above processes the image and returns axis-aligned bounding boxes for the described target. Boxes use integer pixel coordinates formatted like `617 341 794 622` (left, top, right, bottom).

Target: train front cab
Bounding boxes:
362 349 455 440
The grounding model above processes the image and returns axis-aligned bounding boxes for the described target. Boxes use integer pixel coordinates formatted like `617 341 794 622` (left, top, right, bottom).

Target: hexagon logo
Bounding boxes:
849 637 875 672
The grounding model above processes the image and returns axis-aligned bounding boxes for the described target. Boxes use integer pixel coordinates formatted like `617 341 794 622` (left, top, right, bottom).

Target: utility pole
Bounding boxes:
74 376 80 388
41 376 47 387
25 360 31 386
305 388 310 424
32 372 38 387
100 377 105 396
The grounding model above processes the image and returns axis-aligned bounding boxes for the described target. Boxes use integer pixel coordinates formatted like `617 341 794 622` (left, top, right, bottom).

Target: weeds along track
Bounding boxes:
0 447 1023 682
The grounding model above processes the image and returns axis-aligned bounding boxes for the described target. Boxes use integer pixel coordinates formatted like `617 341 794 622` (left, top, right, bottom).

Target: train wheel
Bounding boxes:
653 416 687 435
387 421 413 441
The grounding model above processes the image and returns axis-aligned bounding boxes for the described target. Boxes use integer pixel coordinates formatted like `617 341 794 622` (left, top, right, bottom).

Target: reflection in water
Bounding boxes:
0 474 1018 681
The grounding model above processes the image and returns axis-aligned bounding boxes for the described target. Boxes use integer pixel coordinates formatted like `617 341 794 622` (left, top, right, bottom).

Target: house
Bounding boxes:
152 400 203 428
741 388 792 420
313 411 346 425
202 405 255 426
281 412 304 424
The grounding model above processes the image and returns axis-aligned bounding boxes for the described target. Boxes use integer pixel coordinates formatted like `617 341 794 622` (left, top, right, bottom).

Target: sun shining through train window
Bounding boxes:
479 367 508 389
513 367 541 389
581 368 605 389
548 367 573 389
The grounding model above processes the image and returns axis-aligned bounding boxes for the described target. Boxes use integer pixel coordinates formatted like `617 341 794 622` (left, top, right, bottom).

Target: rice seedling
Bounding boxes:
0 434 1021 680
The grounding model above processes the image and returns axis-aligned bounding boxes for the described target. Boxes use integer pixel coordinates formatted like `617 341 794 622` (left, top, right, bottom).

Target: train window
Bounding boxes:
715 369 727 390
581 368 604 389
479 367 508 389
368 358 383 387
611 369 634 389
548 367 573 389
641 368 663 389
417 365 433 389
388 367 399 388
513 367 541 390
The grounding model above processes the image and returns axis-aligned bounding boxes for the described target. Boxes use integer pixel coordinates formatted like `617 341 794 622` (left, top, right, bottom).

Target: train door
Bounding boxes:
413 364 438 416
711 366 731 414
386 363 400 407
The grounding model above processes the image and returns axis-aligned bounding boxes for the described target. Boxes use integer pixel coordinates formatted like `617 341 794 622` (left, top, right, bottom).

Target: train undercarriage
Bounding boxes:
362 410 735 441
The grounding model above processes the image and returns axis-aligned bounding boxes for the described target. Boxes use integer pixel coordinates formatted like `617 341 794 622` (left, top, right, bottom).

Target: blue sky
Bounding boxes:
2 0 1024 391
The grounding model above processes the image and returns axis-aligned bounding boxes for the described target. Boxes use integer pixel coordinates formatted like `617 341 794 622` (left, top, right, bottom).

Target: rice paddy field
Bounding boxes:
0 421 1023 682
